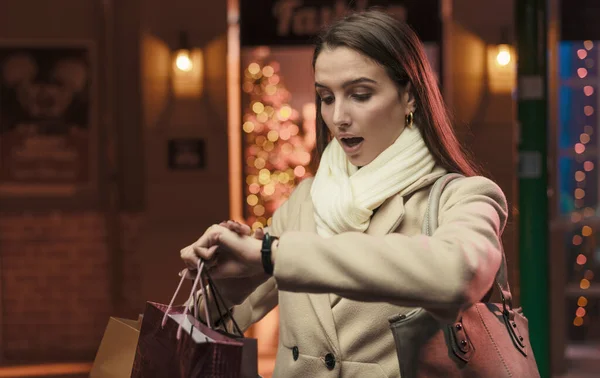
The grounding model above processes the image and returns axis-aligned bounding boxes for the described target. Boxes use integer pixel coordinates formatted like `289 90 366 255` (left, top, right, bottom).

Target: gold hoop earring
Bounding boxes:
405 112 414 128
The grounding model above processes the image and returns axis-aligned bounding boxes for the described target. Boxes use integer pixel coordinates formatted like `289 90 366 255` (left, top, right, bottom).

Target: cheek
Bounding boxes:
366 98 404 127
358 102 405 148
321 107 334 130
356 101 401 128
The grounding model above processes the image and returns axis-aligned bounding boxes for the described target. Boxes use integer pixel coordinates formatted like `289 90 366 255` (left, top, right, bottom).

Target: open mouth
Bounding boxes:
341 137 364 147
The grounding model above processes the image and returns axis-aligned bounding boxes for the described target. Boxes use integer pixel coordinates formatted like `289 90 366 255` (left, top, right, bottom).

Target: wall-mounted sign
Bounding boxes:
168 138 205 170
240 0 441 47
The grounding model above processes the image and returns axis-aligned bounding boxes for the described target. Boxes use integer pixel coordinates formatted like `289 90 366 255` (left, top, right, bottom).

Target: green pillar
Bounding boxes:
516 0 550 376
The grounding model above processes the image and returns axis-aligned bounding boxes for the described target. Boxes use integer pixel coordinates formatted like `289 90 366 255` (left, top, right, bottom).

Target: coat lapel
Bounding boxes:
365 193 405 236
298 198 342 355
364 166 446 236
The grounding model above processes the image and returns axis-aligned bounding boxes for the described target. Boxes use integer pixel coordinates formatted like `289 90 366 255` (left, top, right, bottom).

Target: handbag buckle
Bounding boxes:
448 321 474 363
502 310 527 356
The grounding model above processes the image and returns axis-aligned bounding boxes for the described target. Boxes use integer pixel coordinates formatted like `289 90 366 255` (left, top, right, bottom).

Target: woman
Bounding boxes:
180 9 507 377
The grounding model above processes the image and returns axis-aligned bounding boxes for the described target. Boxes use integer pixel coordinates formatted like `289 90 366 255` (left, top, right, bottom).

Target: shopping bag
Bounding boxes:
90 315 142 377
131 260 256 377
131 301 244 377
239 337 258 378
202 273 259 378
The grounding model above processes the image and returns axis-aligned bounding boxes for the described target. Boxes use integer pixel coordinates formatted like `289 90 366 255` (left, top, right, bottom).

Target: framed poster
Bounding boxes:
0 40 96 196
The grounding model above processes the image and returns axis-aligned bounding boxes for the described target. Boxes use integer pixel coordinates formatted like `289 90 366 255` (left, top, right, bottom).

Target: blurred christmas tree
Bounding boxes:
241 58 316 230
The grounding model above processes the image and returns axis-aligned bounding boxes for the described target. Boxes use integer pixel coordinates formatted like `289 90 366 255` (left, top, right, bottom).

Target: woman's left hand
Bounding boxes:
185 224 266 279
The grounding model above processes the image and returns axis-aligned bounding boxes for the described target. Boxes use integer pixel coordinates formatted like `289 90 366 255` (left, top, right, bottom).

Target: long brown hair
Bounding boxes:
312 10 480 176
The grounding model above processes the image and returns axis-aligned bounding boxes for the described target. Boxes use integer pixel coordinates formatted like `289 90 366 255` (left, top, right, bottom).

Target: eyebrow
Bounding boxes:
315 77 377 89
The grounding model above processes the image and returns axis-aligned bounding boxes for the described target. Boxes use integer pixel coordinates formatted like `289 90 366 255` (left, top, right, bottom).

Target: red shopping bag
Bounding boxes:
131 261 250 378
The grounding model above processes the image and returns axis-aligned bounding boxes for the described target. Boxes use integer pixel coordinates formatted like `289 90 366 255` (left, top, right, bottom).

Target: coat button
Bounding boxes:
324 353 335 370
292 346 299 361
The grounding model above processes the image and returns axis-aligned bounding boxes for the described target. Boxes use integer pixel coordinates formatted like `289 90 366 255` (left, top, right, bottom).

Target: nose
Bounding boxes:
332 98 350 128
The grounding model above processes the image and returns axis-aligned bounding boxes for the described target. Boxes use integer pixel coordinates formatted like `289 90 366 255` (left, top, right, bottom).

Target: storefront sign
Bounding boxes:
240 0 440 46
561 0 600 40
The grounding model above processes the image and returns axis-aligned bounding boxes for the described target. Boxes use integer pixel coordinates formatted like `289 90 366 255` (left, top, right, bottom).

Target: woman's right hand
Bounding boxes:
179 220 265 279
179 221 270 309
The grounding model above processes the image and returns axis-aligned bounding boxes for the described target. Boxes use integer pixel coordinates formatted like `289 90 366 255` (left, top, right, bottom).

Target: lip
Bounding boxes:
338 133 359 139
337 135 364 155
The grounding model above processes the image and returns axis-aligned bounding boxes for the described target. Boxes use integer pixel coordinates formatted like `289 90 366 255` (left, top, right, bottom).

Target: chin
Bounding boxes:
346 154 372 168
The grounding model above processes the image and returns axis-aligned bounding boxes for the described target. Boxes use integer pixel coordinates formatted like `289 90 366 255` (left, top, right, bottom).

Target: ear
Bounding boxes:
402 82 416 113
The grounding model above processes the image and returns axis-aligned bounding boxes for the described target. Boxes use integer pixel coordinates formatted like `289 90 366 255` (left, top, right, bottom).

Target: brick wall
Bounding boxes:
119 213 144 319
0 211 143 363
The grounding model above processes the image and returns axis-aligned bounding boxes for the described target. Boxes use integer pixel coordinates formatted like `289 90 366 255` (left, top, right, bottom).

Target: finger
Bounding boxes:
253 228 265 240
178 268 197 280
225 220 238 233
194 225 223 249
237 222 252 236
193 244 219 262
180 246 200 269
232 222 244 235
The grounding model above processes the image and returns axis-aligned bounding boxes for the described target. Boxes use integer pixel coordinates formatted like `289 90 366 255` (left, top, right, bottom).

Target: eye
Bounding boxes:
320 95 334 105
352 93 372 102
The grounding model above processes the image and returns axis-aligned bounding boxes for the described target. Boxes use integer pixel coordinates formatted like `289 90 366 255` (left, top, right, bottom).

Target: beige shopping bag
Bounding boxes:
90 315 142 378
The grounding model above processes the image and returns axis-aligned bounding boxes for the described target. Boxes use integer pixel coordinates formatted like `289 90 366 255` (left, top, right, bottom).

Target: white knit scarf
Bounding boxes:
311 126 436 237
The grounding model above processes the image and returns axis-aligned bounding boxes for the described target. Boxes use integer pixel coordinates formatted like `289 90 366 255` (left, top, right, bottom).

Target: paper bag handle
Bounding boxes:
162 260 211 339
161 259 243 339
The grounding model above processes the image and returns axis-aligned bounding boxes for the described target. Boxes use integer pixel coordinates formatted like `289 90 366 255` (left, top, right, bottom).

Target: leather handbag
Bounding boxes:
388 173 540 378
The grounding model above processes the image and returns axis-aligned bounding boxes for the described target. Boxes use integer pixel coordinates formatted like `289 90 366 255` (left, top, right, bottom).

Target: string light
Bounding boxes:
248 63 261 75
262 65 275 77
580 279 591 289
585 59 595 69
572 41 596 330
580 134 591 144
242 60 316 229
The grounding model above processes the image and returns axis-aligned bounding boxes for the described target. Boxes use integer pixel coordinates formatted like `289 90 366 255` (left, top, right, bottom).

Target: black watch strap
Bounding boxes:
261 233 278 275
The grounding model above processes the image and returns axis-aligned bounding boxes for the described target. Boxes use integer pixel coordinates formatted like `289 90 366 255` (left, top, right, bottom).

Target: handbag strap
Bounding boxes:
422 173 514 312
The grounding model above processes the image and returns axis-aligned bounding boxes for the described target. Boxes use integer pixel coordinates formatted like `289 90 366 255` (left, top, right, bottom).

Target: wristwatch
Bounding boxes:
261 232 278 275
